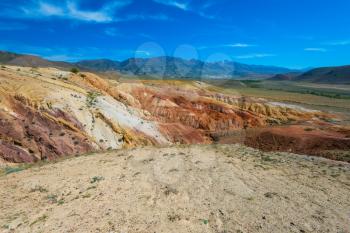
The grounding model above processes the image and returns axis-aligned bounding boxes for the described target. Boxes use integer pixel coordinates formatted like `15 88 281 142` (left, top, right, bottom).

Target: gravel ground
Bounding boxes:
0 144 349 233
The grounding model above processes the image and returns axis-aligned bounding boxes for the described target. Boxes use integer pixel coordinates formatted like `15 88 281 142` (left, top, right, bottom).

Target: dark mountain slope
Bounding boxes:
293 65 350 84
268 72 300 81
0 51 72 69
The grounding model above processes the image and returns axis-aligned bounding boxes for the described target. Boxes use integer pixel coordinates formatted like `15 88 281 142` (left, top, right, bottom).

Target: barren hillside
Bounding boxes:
0 65 349 163
0 144 349 233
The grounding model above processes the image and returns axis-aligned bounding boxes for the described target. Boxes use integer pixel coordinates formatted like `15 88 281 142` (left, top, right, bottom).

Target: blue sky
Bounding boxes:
0 0 349 68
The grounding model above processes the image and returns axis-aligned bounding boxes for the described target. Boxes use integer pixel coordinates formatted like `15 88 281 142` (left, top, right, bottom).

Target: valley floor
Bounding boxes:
1 144 349 233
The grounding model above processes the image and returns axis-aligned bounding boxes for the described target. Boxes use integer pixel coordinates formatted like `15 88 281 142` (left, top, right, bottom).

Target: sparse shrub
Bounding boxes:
30 185 48 193
70 67 79 74
57 199 65 205
90 176 104 183
200 219 208 225
46 102 53 109
168 213 181 222
1 65 6 69
80 73 86 78
86 91 101 107
47 194 58 203
304 127 313 131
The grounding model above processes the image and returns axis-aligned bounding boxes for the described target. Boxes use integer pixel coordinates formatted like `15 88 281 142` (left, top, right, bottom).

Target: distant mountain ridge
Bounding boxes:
293 65 350 84
269 65 350 84
4 50 349 83
76 56 295 79
0 50 72 69
0 50 294 79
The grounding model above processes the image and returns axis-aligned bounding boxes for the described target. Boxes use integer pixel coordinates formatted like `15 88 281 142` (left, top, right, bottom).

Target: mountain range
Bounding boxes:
1 50 349 83
0 50 293 79
75 57 295 79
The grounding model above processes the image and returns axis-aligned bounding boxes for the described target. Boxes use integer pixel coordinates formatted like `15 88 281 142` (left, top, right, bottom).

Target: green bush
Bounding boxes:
86 91 101 107
70 67 79 74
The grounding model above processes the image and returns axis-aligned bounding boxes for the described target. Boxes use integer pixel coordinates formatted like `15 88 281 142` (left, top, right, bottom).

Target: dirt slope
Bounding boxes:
0 144 349 233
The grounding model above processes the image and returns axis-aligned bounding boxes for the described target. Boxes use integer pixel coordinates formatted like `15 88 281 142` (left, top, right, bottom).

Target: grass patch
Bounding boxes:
30 214 48 226
2 165 33 175
87 185 97 190
4 167 25 175
261 155 277 162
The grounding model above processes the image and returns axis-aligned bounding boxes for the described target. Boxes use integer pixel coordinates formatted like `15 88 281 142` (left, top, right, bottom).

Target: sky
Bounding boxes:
0 0 349 68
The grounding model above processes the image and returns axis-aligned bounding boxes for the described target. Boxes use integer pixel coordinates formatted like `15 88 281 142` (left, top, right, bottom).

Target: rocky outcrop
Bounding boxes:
0 95 95 163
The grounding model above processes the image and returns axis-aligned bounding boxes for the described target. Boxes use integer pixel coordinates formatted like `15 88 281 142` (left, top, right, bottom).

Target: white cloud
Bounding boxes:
66 1 114 23
198 43 256 50
153 0 216 19
7 0 132 23
44 54 80 61
124 13 170 21
304 48 327 52
325 40 350 46
38 2 64 16
202 1 215 9
135 50 151 56
226 43 256 48
3 1 172 23
153 0 189 10
104 28 119 37
236 53 276 59
139 33 153 40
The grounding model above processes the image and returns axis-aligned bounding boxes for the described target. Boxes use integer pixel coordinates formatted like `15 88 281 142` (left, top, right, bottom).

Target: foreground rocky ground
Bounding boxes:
1 144 349 233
